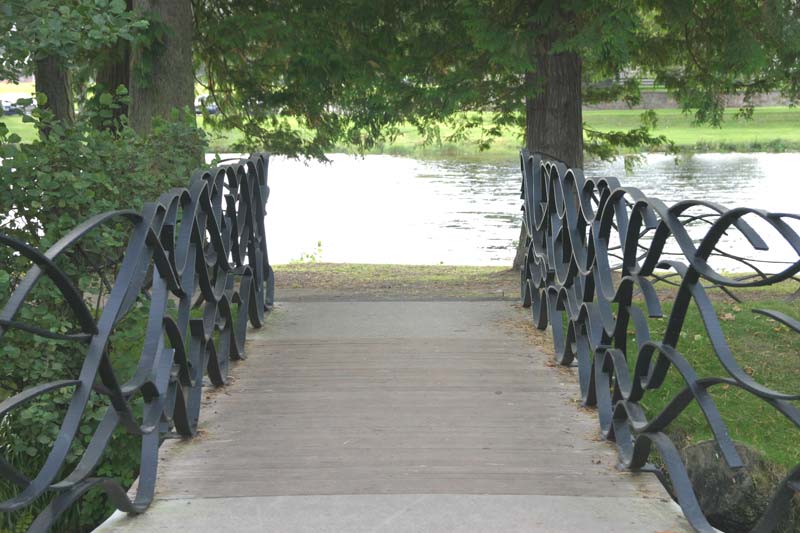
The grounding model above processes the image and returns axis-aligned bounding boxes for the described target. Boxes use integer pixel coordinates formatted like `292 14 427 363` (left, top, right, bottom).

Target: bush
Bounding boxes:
0 92 207 531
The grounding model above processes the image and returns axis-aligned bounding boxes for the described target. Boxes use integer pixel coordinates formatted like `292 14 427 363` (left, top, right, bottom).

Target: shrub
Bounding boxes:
0 91 207 531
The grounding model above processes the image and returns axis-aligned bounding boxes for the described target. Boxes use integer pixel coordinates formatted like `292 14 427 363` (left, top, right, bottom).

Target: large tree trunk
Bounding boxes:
512 46 583 270
34 56 75 125
524 51 583 166
129 0 195 134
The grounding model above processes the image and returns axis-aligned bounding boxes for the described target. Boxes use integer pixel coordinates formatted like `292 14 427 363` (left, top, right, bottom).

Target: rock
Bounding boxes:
679 440 799 532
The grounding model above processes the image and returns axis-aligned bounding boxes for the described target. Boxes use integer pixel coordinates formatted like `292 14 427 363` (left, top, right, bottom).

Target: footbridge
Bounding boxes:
1 152 798 532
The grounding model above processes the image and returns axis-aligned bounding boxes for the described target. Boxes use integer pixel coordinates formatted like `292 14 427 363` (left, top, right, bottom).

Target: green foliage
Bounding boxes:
637 0 800 125
0 0 148 82
0 94 204 250
193 0 800 161
0 97 205 531
193 0 413 159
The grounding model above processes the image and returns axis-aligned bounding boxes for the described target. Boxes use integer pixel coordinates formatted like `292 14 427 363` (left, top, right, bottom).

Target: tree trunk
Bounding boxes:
34 56 75 125
524 51 583 167
96 0 133 128
129 0 195 134
512 44 583 270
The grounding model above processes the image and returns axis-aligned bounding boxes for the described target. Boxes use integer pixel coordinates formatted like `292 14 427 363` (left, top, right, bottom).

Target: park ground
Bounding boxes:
2 82 799 158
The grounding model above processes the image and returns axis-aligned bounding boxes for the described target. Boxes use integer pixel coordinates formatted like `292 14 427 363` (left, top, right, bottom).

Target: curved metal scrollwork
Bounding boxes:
0 154 273 531
519 150 800 532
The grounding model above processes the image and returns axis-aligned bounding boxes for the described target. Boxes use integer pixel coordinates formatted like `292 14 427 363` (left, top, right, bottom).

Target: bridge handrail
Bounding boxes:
519 150 800 532
0 153 273 531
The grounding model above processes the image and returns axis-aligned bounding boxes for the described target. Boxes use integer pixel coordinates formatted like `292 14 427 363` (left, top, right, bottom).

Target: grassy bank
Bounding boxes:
200 104 800 156
273 262 518 300
0 114 238 152
3 78 798 158
360 107 800 159
588 107 800 153
635 286 800 469
0 82 33 95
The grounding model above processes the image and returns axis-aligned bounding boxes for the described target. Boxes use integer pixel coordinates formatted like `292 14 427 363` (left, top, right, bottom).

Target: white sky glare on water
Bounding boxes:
262 154 521 265
208 152 800 268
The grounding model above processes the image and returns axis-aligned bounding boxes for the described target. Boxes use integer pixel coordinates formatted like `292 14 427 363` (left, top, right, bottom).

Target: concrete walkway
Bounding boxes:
97 300 690 532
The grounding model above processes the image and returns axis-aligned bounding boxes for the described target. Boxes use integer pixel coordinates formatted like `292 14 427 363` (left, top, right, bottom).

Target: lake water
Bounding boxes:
212 153 800 268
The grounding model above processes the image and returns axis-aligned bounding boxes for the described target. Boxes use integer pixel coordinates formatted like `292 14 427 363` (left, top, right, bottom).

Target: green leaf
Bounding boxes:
7 133 21 143
98 92 114 106
110 0 127 13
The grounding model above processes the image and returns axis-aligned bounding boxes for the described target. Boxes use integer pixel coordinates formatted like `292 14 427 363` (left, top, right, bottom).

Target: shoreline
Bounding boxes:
3 106 798 160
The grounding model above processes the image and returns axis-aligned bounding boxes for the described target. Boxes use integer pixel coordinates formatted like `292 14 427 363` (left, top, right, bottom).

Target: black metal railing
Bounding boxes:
0 154 273 531
519 150 800 532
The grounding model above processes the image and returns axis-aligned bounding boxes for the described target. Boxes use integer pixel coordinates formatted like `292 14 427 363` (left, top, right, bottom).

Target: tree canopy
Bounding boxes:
2 1 798 160
0 0 146 83
189 1 800 163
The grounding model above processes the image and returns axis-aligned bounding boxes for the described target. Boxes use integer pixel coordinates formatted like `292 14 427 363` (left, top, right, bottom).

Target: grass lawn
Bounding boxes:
587 107 800 152
365 107 800 158
203 106 800 157
2 78 798 157
1 114 37 141
0 81 34 96
0 112 245 152
632 287 800 469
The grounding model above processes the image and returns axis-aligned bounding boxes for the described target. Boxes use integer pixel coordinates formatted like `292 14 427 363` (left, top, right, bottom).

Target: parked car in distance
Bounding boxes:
1 101 21 115
1 93 37 115
195 95 219 115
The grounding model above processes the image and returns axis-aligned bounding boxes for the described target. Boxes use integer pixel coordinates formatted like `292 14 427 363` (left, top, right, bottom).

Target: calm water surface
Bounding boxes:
221 152 800 266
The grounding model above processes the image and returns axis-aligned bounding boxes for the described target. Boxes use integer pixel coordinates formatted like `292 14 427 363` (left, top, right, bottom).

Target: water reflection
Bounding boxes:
587 154 800 273
211 152 800 267
585 153 800 213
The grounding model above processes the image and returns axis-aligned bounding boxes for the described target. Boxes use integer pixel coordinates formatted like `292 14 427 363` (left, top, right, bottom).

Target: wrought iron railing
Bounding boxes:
0 154 273 531
519 150 800 532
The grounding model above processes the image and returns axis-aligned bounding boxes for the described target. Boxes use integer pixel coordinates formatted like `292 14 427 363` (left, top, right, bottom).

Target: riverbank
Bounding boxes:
2 80 798 158
351 107 800 160
274 262 518 301
161 106 800 158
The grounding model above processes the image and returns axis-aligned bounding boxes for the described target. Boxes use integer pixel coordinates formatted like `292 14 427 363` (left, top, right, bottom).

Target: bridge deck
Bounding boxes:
97 300 690 532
